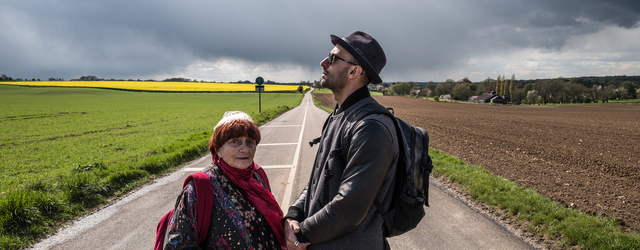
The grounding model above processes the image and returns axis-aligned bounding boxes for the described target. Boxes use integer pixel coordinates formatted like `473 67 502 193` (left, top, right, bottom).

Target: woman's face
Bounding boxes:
217 136 257 169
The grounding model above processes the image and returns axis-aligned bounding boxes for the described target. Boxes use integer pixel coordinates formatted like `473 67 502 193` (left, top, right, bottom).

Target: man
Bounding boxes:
284 31 399 250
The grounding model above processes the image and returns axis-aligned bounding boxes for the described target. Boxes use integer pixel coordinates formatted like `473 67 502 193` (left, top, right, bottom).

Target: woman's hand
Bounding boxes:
285 219 310 250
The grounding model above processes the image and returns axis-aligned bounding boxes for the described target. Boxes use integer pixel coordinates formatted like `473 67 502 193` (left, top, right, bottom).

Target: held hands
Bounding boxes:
285 219 310 250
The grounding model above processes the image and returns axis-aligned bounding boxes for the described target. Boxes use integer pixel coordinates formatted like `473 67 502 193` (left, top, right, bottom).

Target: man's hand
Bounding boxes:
285 218 310 250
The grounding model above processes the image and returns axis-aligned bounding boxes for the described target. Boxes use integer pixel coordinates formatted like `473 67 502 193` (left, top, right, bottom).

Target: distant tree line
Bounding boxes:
378 75 638 105
70 75 157 81
1 74 14 81
524 78 637 104
164 77 201 82
1 74 41 82
75 75 100 81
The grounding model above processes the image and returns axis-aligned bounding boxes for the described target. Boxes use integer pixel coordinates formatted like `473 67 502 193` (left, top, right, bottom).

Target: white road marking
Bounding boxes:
258 143 298 146
281 96 309 210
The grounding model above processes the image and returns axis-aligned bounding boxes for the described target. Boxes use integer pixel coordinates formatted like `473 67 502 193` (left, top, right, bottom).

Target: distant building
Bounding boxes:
439 94 452 100
468 96 478 102
476 93 495 103
368 84 385 92
489 95 506 104
476 91 505 104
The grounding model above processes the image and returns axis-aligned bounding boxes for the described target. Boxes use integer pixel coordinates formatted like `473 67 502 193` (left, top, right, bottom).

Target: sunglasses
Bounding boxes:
328 53 358 65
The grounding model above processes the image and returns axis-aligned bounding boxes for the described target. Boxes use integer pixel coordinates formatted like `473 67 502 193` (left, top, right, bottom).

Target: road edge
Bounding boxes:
430 174 551 250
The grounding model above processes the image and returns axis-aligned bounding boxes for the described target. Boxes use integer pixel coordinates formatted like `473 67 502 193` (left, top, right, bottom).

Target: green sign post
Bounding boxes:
255 76 264 113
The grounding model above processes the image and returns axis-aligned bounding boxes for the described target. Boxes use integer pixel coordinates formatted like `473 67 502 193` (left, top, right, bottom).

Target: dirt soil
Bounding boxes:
314 93 640 233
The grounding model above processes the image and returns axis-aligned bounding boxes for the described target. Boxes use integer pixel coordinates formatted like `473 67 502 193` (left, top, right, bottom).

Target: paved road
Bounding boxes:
30 90 537 249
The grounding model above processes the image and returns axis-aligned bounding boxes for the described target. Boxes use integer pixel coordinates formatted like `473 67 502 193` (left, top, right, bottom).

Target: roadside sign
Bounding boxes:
256 76 264 113
256 76 264 86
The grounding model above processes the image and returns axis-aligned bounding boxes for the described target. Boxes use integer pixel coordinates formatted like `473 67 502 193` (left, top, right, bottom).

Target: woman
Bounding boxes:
165 111 286 249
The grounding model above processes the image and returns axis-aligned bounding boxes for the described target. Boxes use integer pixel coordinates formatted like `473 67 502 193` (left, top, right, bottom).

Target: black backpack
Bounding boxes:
310 106 433 237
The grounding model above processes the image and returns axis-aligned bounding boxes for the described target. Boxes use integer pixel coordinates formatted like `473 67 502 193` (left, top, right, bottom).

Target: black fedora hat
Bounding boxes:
330 31 386 84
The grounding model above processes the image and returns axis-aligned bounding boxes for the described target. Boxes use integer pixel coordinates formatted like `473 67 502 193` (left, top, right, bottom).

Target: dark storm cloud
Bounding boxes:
477 0 640 48
1 0 638 82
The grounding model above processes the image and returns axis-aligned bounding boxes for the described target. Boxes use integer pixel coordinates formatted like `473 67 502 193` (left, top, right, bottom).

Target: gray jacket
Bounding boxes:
287 95 398 250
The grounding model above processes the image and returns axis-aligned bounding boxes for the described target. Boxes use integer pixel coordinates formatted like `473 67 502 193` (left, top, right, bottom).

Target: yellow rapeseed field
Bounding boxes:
0 81 309 92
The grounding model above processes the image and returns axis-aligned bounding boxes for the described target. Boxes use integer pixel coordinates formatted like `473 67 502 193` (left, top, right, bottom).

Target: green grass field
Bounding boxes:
0 84 303 249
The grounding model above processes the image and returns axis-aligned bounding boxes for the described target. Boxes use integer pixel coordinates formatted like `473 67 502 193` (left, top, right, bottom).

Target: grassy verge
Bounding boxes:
311 92 334 114
430 148 640 249
0 85 301 249
607 99 640 104
312 87 332 94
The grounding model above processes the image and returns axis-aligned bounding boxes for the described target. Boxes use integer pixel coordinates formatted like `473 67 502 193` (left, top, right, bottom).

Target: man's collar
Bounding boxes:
336 86 370 113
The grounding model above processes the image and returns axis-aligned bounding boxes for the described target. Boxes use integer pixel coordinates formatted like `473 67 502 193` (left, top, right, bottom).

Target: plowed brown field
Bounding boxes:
314 93 640 232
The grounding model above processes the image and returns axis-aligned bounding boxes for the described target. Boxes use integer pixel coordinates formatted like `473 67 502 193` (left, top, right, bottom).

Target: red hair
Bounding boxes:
209 118 260 155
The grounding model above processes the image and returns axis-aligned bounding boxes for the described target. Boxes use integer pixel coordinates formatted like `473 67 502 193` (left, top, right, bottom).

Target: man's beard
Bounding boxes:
320 66 349 91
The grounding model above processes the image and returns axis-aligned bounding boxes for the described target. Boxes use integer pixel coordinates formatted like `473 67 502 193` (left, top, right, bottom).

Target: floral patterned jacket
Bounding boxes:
164 165 282 250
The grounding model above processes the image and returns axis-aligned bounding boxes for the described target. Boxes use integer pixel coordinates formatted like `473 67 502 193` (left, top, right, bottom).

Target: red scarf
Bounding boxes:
213 155 286 249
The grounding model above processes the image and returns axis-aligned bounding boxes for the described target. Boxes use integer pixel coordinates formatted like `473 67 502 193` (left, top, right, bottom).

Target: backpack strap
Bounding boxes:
186 171 215 245
309 111 333 147
339 106 398 159
155 172 214 250
421 129 433 207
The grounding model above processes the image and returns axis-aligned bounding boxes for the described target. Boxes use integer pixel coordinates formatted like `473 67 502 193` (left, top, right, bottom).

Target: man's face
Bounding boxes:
320 46 353 91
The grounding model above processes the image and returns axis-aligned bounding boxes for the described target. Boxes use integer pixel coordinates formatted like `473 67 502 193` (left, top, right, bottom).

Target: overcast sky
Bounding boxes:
2 0 639 83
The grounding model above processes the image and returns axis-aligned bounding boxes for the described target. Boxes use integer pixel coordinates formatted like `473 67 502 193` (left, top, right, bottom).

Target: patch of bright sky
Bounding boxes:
160 58 318 83
441 24 640 82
